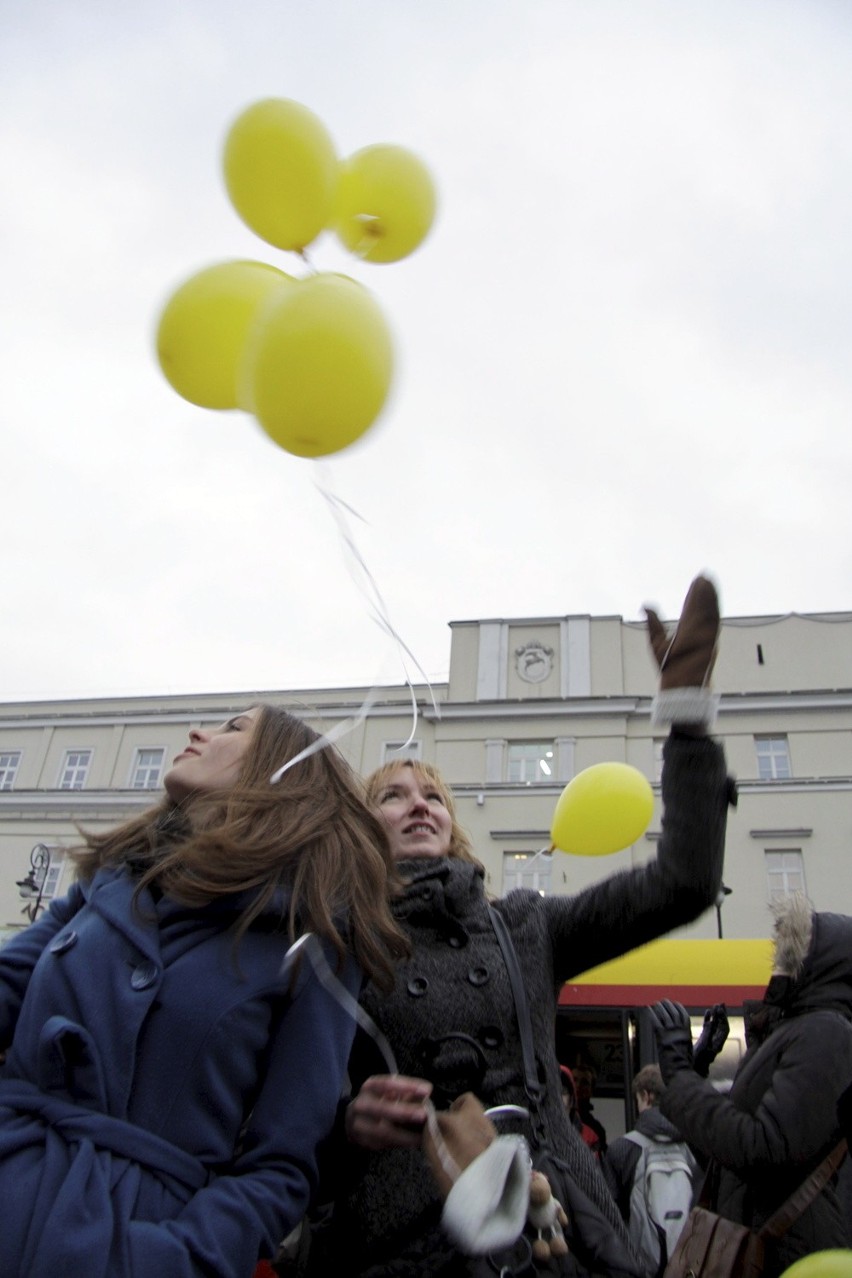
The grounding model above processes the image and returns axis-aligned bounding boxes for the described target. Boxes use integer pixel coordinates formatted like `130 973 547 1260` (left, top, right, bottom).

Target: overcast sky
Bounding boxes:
2 0 851 702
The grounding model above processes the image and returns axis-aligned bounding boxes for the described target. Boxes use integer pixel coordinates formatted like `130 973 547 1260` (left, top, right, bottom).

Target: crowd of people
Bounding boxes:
0 575 850 1278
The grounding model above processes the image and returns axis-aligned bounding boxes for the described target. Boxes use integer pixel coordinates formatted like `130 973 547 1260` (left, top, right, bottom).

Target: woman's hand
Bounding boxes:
345 1074 433 1150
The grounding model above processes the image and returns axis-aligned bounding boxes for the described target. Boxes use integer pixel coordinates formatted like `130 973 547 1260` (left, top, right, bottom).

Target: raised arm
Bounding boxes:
540 575 733 980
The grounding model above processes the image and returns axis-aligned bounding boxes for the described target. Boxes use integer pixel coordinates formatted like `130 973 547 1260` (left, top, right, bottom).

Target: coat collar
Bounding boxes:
82 865 290 961
394 856 485 921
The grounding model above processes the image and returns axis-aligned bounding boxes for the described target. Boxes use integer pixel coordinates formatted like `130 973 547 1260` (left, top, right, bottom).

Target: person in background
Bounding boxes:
570 1060 608 1156
317 576 736 1277
602 1065 697 1277
0 705 407 1278
561 1064 602 1158
650 894 852 1276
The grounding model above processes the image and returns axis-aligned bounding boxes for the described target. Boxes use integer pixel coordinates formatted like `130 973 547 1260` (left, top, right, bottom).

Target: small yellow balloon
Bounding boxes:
223 98 338 251
781 1254 852 1278
333 144 437 263
243 273 394 458
550 763 654 857
156 260 294 409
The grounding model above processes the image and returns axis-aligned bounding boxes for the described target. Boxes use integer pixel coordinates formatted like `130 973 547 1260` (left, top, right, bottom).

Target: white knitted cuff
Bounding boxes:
651 687 719 728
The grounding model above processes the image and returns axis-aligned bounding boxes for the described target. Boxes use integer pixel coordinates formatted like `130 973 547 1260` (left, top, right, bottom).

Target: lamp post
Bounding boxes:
16 843 52 923
715 883 733 939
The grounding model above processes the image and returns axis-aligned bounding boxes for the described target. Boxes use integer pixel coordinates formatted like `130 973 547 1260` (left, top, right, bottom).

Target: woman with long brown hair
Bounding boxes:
0 704 407 1278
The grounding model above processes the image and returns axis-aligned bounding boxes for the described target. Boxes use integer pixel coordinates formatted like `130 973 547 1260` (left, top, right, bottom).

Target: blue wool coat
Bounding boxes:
0 865 360 1278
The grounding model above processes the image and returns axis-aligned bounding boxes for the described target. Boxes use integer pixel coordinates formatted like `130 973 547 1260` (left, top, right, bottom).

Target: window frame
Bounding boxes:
380 740 422 764
754 735 792 781
129 746 166 790
0 749 22 790
503 850 553 895
765 848 806 903
57 748 93 790
506 741 556 785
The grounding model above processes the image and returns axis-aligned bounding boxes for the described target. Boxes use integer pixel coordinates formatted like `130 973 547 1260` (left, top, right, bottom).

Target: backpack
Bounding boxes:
623 1130 698 1276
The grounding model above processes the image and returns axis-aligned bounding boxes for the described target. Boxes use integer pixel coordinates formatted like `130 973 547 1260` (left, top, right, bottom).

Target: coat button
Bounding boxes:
480 1025 504 1049
50 931 78 954
468 966 489 987
407 976 429 997
131 961 159 991
448 935 462 948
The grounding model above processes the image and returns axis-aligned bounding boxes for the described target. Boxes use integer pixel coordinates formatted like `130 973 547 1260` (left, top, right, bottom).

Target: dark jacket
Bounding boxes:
603 1106 692 1224
0 866 360 1278
330 733 731 1277
660 908 852 1276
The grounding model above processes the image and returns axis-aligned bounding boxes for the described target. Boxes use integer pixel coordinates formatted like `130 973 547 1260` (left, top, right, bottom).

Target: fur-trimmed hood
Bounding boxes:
770 894 852 1019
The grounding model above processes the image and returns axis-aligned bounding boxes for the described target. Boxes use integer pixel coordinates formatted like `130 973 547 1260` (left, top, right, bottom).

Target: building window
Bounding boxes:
755 736 792 781
0 750 21 790
131 747 165 789
507 743 555 784
381 740 422 763
58 749 92 790
765 850 805 903
503 851 552 895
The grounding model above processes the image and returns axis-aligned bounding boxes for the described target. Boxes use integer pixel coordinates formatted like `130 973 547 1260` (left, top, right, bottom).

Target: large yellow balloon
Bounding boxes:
333 144 437 263
550 763 654 856
781 1254 852 1278
156 260 294 409
223 98 338 251
243 273 394 457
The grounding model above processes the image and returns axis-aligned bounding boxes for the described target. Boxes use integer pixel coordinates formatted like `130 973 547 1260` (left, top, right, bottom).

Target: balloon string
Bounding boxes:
281 933 399 1075
268 469 440 781
524 846 554 869
269 692 378 784
313 462 440 746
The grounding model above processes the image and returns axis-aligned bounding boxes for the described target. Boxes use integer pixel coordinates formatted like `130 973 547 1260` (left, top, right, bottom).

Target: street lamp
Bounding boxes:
16 843 52 923
715 883 733 939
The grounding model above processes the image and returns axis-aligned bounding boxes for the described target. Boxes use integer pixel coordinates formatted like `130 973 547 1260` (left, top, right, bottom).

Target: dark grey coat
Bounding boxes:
660 911 852 1276
329 734 731 1277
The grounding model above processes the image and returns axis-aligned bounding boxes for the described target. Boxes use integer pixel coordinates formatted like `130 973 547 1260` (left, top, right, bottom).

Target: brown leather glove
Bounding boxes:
645 575 720 729
644 574 719 690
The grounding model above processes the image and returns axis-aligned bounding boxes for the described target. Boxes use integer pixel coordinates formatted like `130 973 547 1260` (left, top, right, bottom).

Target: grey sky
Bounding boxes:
2 0 851 699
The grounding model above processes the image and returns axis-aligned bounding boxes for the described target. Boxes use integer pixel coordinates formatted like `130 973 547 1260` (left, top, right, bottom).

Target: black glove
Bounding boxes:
693 1003 729 1078
649 1000 694 1085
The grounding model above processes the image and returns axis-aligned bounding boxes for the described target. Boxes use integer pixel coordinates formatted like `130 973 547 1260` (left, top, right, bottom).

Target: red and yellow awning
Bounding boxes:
559 938 773 1008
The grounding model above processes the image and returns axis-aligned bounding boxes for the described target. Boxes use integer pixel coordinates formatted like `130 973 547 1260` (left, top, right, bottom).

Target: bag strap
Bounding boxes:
487 906 544 1111
758 1138 848 1241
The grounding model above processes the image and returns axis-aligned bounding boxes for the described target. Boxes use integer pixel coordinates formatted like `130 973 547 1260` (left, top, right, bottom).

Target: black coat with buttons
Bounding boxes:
329 733 732 1277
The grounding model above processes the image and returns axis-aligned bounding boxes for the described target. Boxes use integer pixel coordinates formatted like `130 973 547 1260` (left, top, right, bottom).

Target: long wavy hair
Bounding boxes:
364 758 482 869
72 705 408 989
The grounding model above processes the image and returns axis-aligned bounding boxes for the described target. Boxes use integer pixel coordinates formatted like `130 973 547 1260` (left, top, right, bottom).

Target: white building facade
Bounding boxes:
1 607 850 946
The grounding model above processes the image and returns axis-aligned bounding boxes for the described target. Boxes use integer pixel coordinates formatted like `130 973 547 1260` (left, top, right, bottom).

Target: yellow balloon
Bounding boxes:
782 1254 852 1278
223 98 338 251
333 144 437 263
243 273 394 458
550 763 654 856
156 260 294 409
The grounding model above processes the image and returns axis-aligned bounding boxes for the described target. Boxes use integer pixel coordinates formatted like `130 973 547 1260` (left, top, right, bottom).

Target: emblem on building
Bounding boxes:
515 642 554 684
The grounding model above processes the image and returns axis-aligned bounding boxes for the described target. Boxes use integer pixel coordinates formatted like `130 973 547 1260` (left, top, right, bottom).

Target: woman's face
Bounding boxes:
164 707 261 802
375 766 453 862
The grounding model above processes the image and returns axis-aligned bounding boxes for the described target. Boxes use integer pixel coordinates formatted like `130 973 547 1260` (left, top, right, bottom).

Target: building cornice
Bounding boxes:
1 688 850 731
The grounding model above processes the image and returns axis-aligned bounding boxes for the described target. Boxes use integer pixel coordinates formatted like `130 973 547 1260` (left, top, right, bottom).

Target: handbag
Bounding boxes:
488 907 644 1278
664 1138 848 1278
